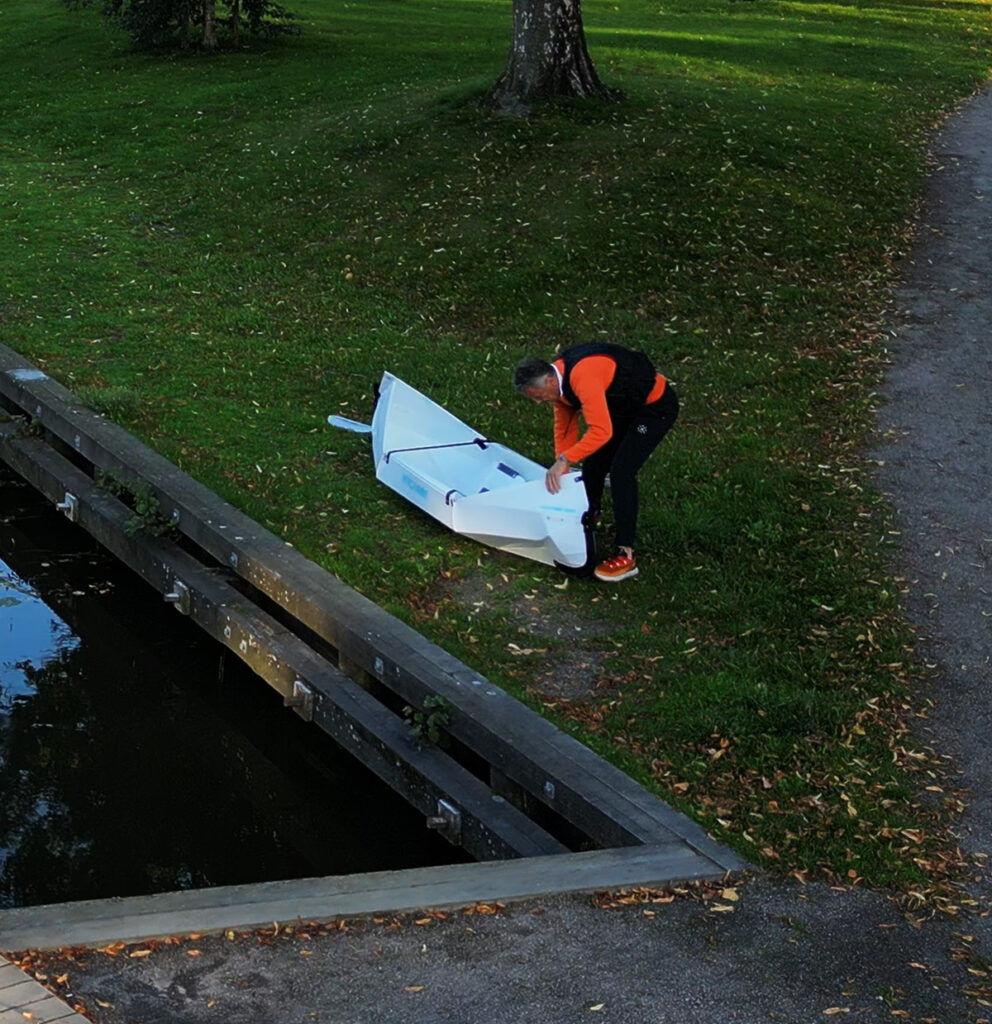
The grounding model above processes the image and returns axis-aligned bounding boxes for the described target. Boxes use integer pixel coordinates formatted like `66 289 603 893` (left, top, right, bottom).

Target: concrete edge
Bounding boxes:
0 845 748 953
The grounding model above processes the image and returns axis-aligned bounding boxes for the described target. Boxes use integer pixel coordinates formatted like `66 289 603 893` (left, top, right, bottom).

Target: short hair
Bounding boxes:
513 357 554 394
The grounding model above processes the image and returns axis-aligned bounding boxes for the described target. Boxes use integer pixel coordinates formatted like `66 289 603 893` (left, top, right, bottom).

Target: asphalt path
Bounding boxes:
19 85 992 1024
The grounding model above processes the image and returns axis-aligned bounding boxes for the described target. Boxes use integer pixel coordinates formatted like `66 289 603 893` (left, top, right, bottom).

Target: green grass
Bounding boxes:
2 0 990 899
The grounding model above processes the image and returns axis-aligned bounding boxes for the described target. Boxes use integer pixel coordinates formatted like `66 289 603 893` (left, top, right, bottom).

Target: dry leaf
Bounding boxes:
128 950 152 959
404 985 424 993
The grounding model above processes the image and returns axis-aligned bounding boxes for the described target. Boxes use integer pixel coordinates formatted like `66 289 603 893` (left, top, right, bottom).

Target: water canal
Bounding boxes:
0 464 465 911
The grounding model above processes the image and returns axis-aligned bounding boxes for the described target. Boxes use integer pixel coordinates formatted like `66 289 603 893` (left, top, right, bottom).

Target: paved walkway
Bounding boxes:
3 85 992 1024
0 955 85 1024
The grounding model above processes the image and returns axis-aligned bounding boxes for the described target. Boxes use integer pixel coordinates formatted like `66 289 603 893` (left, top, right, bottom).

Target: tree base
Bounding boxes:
488 0 620 115
488 74 621 115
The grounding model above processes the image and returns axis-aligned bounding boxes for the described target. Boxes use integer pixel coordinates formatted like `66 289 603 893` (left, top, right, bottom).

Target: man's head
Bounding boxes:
514 357 560 403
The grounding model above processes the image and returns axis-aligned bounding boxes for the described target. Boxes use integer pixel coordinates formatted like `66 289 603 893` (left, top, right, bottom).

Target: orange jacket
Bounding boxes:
552 354 667 463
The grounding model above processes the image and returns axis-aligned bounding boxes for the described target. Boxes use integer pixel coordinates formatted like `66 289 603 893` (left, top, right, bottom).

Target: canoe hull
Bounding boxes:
371 373 589 568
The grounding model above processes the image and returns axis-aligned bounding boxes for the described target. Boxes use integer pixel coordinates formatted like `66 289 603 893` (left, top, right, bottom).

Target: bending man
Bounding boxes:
514 342 678 582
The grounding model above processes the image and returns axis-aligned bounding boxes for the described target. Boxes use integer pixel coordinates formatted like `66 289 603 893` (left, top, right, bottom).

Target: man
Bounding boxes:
514 342 678 582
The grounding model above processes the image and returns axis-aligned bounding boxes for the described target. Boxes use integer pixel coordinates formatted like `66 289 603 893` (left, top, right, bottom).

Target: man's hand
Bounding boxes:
545 455 569 494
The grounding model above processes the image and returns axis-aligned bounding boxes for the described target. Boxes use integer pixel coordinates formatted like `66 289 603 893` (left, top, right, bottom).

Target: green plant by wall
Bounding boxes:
403 695 452 745
95 468 178 538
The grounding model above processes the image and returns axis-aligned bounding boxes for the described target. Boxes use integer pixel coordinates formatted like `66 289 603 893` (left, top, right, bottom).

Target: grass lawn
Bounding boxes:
2 0 990 903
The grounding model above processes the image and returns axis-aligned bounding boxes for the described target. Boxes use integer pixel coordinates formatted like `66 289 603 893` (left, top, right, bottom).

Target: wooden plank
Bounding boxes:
0 843 730 952
0 347 747 866
0 429 566 861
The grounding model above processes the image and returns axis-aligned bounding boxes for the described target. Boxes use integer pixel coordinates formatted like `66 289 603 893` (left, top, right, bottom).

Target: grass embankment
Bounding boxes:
2 0 990 900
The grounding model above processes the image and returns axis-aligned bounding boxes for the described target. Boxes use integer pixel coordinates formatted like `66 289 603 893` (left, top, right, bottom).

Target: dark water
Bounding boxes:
0 466 464 910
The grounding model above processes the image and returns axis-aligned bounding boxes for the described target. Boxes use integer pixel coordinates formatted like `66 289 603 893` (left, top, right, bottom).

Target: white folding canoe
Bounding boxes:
331 373 590 569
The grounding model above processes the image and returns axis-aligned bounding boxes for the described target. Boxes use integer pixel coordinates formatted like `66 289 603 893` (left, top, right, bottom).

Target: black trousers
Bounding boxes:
580 385 679 550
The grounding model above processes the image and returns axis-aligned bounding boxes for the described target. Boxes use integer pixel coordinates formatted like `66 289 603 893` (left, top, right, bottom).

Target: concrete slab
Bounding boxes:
0 955 84 1024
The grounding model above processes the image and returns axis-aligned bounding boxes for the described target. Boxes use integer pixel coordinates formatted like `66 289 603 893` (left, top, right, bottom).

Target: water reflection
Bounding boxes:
0 467 463 909
1 557 79 710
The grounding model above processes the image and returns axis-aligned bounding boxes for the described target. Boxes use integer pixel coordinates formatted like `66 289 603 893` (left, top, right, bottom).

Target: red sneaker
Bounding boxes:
594 552 638 582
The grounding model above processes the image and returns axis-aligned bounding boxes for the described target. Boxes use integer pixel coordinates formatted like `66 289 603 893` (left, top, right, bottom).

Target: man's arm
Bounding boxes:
560 356 616 463
553 402 580 457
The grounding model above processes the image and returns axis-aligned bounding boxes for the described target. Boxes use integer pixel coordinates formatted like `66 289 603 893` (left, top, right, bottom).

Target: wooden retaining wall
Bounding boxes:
0 342 746 882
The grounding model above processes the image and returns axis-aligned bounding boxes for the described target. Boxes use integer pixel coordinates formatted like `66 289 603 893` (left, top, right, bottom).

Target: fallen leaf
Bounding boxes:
507 643 546 656
823 1010 850 1016
128 950 152 959
404 985 424 993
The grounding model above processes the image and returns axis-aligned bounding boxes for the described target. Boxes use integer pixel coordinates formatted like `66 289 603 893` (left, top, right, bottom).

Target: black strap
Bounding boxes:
384 437 489 463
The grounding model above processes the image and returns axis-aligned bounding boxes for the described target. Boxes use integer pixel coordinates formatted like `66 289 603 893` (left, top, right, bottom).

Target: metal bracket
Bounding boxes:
163 579 191 615
55 492 79 523
426 798 462 845
283 679 315 722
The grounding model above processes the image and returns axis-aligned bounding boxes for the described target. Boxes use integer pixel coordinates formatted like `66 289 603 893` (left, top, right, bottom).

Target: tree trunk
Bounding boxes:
231 0 241 48
490 0 619 114
202 0 218 50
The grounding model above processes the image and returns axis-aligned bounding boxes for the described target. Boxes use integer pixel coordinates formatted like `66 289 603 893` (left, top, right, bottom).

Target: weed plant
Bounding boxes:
2 0 990 898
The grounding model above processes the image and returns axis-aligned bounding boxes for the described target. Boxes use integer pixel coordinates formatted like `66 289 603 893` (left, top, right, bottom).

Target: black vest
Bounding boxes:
558 343 656 417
